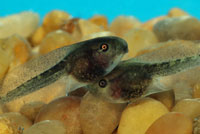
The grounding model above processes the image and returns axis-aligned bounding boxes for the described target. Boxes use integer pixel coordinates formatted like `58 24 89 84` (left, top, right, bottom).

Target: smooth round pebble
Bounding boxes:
146 112 193 134
24 120 66 134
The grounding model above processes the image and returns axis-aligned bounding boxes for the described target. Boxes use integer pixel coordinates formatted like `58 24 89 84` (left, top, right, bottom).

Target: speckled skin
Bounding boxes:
0 36 128 102
88 54 200 103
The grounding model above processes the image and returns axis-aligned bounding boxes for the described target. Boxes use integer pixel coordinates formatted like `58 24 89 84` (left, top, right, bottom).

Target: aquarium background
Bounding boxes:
1 0 199 22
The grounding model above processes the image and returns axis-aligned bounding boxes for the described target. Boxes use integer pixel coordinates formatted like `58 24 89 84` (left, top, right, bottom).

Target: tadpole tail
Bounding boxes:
0 62 67 103
145 54 200 77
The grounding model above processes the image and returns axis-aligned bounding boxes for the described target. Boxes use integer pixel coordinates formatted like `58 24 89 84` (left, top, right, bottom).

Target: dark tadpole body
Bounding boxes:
87 54 200 103
0 36 128 102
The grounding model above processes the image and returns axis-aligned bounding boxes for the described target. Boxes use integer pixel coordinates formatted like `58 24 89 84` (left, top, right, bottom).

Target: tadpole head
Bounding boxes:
86 66 151 103
69 36 128 83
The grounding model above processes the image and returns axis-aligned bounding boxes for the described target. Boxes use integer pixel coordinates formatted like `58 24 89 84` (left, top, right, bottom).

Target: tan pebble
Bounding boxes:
0 46 12 80
0 102 8 115
20 101 45 121
142 16 168 31
193 115 200 134
35 96 82 134
168 8 189 17
89 15 108 29
123 28 158 57
172 98 200 119
81 31 115 41
0 35 32 71
29 26 46 46
80 92 126 134
0 112 32 134
39 30 75 54
146 112 193 134
43 10 70 33
0 11 39 39
149 90 175 110
24 120 66 134
153 16 200 41
109 16 141 37
193 83 200 98
118 98 169 134
62 18 82 41
78 19 104 37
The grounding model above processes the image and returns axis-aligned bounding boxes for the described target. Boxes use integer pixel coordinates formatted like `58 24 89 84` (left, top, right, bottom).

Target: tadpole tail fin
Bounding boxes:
0 64 67 103
146 54 200 77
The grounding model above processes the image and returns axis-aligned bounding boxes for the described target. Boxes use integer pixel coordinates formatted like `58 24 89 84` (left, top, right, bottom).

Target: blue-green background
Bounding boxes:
1 0 199 22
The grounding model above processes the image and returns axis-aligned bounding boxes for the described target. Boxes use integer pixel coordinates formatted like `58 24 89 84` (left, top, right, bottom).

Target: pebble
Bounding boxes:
123 28 158 57
39 30 75 54
142 16 168 31
193 83 200 98
24 120 66 134
146 112 193 134
109 16 141 37
0 45 12 80
29 26 46 47
193 115 200 134
168 8 189 17
89 15 108 30
118 98 169 134
0 112 32 134
0 12 39 39
172 98 200 119
20 101 45 122
35 96 82 134
153 16 200 41
1 35 32 71
42 10 70 33
149 90 175 110
78 19 104 37
81 31 115 41
80 92 126 134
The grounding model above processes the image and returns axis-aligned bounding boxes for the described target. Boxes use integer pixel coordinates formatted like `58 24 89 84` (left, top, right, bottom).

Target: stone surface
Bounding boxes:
1 35 32 71
142 16 168 31
0 46 12 80
80 92 126 134
0 112 32 134
193 115 200 134
29 26 46 46
35 96 82 134
146 112 193 134
172 99 200 119
118 98 169 134
193 83 200 98
89 15 108 30
78 19 104 37
0 102 8 115
20 101 45 121
81 31 115 41
153 16 200 41
149 90 175 110
43 10 70 33
24 120 66 134
0 12 39 39
109 16 141 37
39 30 75 54
123 28 158 57
168 8 189 17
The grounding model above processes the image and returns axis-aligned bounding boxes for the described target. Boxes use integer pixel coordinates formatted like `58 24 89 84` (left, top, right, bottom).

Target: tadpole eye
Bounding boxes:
99 79 107 88
100 43 109 52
